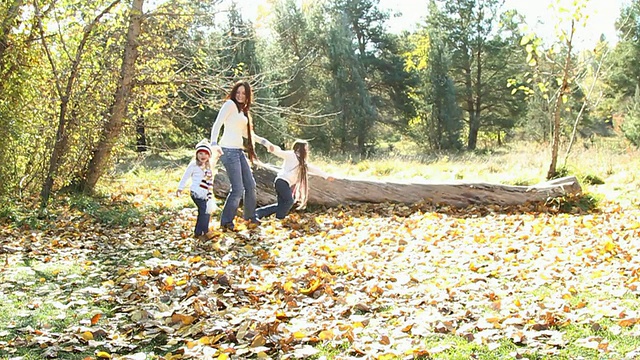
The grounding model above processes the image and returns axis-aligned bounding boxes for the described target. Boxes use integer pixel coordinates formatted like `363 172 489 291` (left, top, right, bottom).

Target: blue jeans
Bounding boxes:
256 178 295 219
190 192 210 236
219 148 257 226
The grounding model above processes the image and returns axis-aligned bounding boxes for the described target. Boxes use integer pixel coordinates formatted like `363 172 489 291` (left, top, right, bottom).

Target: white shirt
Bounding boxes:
178 161 212 199
271 146 329 186
210 99 271 149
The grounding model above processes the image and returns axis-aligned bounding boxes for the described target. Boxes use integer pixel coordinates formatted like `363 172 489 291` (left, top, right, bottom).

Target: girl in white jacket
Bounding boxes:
256 140 334 220
177 140 215 239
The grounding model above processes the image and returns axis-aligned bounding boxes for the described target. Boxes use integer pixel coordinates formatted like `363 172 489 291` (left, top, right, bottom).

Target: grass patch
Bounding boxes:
68 194 142 226
0 258 116 360
546 193 601 213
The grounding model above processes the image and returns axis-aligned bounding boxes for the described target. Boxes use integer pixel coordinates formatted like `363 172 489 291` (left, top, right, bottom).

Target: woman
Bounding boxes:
210 81 274 230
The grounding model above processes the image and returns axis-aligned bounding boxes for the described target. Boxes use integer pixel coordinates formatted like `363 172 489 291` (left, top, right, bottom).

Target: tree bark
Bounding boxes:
82 0 143 193
547 19 574 180
213 164 582 208
0 0 24 66
38 0 121 209
136 115 147 152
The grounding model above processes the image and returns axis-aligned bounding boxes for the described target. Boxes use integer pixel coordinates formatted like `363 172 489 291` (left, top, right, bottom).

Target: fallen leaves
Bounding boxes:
1 199 640 358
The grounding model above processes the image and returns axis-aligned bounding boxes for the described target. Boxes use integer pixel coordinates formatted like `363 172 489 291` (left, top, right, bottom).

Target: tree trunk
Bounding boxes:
82 0 143 193
213 164 582 208
38 0 121 210
136 115 147 152
547 20 574 180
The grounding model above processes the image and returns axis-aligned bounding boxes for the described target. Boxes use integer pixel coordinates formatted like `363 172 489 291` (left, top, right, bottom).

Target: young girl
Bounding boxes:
177 140 216 240
256 140 334 220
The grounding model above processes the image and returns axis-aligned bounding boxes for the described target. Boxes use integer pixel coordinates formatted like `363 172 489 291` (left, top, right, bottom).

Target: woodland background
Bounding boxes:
2 1 640 359
1 0 640 209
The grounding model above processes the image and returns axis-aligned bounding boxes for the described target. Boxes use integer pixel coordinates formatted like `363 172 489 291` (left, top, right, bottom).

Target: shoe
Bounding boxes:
196 234 208 241
220 223 235 231
204 230 216 240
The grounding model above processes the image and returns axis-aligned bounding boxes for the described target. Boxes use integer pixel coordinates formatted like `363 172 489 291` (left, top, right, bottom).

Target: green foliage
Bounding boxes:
68 194 142 227
426 0 527 150
621 86 640 147
547 193 601 213
581 173 605 185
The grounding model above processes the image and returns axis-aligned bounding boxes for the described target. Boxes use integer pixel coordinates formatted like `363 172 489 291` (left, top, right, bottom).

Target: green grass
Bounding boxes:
1 138 639 359
0 259 117 360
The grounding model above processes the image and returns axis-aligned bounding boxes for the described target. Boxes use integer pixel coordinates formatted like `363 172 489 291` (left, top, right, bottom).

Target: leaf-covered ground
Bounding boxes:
1 196 640 359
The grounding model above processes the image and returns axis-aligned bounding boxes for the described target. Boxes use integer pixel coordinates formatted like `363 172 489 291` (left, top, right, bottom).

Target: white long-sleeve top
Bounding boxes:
178 161 212 199
210 99 272 149
271 146 330 186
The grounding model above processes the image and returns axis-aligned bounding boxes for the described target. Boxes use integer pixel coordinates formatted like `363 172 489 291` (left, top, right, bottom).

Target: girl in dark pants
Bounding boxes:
177 140 215 240
209 81 275 230
256 140 334 220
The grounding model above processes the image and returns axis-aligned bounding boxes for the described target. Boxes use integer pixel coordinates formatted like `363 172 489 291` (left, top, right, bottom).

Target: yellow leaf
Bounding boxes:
152 249 161 257
96 351 111 359
198 336 210 345
300 278 321 295
603 240 616 254
165 276 174 286
251 334 266 347
319 330 334 340
283 281 295 293
293 331 306 339
81 331 94 341
218 354 229 360
378 354 396 360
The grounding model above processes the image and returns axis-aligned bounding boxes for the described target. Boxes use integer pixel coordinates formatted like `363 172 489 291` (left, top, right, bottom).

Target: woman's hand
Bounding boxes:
211 144 224 156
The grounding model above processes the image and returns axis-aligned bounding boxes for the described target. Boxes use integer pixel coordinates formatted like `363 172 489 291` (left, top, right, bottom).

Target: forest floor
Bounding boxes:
1 139 640 360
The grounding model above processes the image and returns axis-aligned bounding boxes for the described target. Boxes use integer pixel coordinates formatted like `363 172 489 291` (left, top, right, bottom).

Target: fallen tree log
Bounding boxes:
213 163 582 208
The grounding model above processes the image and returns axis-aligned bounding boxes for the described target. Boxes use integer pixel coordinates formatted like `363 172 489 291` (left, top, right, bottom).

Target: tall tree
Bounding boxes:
607 0 640 144
428 0 525 150
325 10 376 155
518 0 591 179
404 22 463 150
81 0 144 193
38 0 122 209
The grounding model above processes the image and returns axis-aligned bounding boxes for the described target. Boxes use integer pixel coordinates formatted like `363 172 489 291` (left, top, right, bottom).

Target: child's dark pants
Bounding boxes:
256 179 295 219
190 192 210 236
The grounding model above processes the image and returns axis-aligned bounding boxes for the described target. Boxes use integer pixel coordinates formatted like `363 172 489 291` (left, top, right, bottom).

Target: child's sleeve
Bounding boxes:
307 163 331 179
177 162 195 190
269 146 289 159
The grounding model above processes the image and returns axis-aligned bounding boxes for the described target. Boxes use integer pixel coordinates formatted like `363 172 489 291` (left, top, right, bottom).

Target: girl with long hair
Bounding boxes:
210 81 274 230
256 140 334 220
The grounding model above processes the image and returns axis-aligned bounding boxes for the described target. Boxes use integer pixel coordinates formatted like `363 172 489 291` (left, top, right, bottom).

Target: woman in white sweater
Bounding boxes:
256 140 334 220
210 81 275 230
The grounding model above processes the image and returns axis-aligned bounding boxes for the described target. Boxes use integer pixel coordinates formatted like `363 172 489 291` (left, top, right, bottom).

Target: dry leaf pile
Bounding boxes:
1 200 640 359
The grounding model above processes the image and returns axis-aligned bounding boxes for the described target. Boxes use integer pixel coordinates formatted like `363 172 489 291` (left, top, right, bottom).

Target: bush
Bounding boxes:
622 87 640 147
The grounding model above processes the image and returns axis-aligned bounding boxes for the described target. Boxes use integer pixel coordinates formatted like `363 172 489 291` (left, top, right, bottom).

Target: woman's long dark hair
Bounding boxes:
292 140 309 209
227 81 257 163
